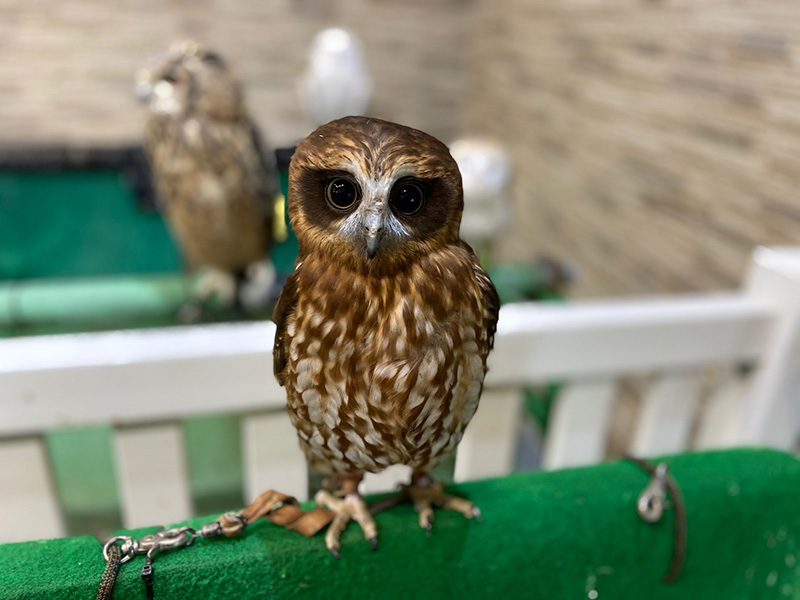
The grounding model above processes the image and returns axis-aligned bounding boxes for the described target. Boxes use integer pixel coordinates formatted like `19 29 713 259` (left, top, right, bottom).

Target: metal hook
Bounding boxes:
103 535 134 564
143 526 197 560
637 461 669 523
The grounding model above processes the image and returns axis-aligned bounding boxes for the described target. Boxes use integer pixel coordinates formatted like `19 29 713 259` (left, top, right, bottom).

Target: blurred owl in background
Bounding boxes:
136 41 279 317
297 28 373 126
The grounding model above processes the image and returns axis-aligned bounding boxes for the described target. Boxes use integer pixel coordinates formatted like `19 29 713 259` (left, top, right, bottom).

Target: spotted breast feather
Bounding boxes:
274 243 498 476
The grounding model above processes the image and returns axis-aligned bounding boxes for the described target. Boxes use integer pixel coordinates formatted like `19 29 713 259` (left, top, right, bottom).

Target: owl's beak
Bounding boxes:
365 235 380 259
363 212 384 259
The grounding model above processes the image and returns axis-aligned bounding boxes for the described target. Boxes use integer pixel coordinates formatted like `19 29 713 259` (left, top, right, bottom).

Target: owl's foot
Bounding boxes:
194 267 237 307
402 473 482 535
178 268 237 322
237 261 276 314
314 489 377 558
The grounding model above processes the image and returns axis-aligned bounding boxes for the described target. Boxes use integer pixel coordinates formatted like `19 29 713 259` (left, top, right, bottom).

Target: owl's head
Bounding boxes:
135 41 243 121
289 116 463 273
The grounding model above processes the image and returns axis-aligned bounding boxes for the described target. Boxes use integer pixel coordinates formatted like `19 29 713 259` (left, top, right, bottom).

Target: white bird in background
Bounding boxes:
297 28 373 126
449 138 512 254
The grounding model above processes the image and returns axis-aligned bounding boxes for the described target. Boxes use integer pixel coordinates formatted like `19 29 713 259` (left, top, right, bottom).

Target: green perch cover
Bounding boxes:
1 448 798 599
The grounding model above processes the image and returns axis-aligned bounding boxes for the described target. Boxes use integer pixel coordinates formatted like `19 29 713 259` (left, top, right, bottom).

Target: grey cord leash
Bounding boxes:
95 543 121 600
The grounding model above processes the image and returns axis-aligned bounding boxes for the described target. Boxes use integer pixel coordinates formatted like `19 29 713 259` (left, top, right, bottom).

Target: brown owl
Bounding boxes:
136 41 278 316
273 116 499 556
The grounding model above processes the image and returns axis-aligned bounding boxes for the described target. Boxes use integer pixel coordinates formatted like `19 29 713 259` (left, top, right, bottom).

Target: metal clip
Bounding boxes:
103 535 136 565
102 526 197 565
198 521 223 539
637 461 669 523
141 526 197 560
99 520 228 600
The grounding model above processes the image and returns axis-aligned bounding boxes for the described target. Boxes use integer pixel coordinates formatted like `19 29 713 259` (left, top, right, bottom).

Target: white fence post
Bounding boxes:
242 412 309 503
0 437 65 543
542 379 616 470
114 423 193 529
695 365 753 449
454 388 524 482
738 247 800 449
631 370 704 457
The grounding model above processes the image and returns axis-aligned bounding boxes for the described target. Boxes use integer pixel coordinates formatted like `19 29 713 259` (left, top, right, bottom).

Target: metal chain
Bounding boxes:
95 491 329 598
96 522 224 599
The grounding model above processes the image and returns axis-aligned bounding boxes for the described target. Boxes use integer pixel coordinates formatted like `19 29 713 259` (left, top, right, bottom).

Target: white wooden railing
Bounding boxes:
1 246 799 544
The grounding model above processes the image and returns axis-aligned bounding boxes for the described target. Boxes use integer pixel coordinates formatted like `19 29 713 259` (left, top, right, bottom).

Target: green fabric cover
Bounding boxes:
0 171 181 280
0 169 296 283
1 448 798 599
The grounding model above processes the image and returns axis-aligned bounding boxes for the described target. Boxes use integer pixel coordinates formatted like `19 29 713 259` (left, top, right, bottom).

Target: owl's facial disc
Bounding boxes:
290 117 465 270
333 169 422 260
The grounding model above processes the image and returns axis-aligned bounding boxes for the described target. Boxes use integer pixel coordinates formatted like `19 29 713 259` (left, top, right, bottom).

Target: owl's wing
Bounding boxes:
474 262 500 351
140 118 173 213
245 120 279 238
247 121 279 197
273 266 300 386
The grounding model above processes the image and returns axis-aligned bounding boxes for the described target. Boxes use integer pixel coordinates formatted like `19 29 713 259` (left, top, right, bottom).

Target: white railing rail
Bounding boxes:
1 246 798 543
0 295 771 436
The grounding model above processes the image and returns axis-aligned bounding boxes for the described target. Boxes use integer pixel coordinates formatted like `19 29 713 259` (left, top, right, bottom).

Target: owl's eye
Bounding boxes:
390 182 425 216
325 177 359 210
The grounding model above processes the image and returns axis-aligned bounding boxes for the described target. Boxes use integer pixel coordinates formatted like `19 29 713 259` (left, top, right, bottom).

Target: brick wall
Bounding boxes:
463 0 800 297
0 0 471 148
4 0 797 297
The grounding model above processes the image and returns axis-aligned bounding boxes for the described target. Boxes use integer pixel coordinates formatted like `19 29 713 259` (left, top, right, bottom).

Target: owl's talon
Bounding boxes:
416 503 434 531
316 484 377 558
402 473 480 531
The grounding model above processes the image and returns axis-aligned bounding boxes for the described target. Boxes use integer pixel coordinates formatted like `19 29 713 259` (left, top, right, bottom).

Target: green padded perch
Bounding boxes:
1 448 798 599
